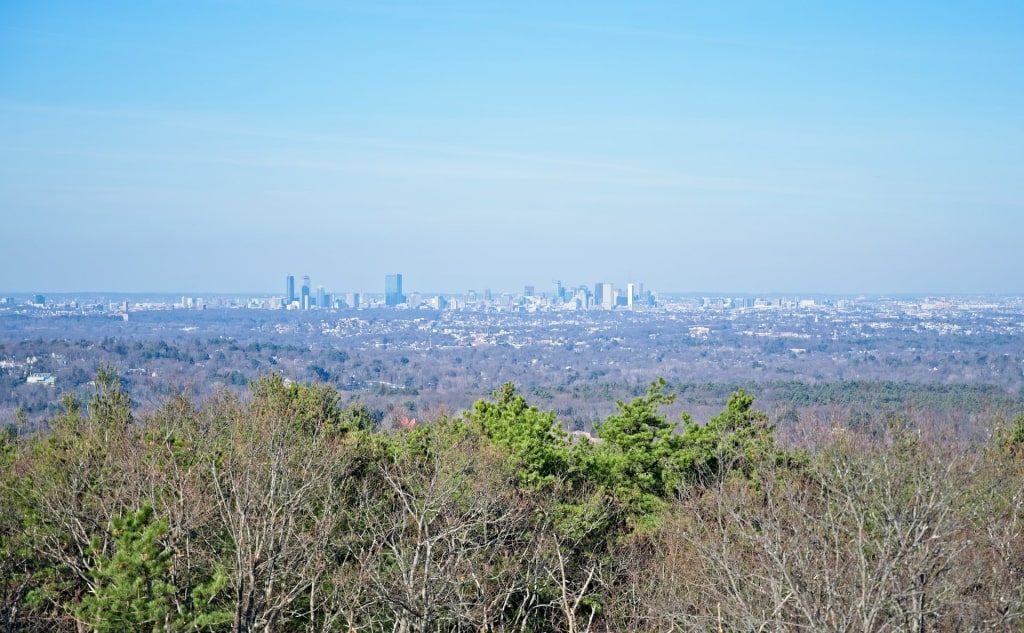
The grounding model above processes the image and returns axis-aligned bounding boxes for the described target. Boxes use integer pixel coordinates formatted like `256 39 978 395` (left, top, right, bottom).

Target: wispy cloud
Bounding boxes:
1 99 826 197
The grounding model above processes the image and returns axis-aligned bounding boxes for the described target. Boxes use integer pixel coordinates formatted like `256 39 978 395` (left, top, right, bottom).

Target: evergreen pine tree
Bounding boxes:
76 504 176 633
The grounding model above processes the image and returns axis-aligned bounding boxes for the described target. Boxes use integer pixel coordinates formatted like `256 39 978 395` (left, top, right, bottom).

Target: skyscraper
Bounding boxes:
595 282 613 310
385 274 405 307
301 275 311 310
316 286 326 310
286 275 295 306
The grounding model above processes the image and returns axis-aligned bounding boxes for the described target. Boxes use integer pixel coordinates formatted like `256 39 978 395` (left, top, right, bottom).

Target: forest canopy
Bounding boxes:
1 369 1023 632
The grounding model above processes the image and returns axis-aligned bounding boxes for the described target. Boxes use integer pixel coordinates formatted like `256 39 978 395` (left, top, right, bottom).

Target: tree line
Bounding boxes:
2 367 1024 631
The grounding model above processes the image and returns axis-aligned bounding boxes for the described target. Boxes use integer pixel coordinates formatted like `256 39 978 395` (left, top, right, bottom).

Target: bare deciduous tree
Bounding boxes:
207 390 354 633
651 429 1021 633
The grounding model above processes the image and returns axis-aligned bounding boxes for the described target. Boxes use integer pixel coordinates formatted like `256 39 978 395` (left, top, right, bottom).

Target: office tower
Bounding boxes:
316 286 326 310
301 275 311 310
286 275 295 305
524 285 535 298
345 292 360 309
627 283 635 309
385 274 405 307
554 280 563 301
576 286 591 309
594 283 615 309
600 283 614 310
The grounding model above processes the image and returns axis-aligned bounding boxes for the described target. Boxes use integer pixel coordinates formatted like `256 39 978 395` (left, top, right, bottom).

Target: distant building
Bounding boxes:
316 286 326 309
594 283 613 309
345 292 360 309
27 373 56 386
301 275 311 310
286 275 295 306
575 286 592 309
626 283 635 309
524 285 535 298
385 274 405 307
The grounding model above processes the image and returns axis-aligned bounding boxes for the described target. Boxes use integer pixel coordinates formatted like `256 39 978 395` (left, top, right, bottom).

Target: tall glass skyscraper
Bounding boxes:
385 274 404 307
286 275 295 305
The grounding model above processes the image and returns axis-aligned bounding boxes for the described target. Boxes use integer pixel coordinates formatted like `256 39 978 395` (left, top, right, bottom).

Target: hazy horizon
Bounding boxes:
3 286 1022 301
3 2 1022 295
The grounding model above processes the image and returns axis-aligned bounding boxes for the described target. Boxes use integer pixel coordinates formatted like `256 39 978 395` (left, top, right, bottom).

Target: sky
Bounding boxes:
1 1 1022 295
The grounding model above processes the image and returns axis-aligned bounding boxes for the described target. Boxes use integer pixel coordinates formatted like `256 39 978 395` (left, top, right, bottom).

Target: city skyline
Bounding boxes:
8 269 1024 300
2 2 1022 295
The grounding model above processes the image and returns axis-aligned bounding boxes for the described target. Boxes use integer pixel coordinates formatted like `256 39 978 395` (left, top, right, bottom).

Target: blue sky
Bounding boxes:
2 1 1022 295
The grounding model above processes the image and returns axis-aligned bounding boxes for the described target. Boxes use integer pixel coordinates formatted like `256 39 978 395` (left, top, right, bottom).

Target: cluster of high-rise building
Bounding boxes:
550 280 653 310
281 273 654 311
284 274 359 310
